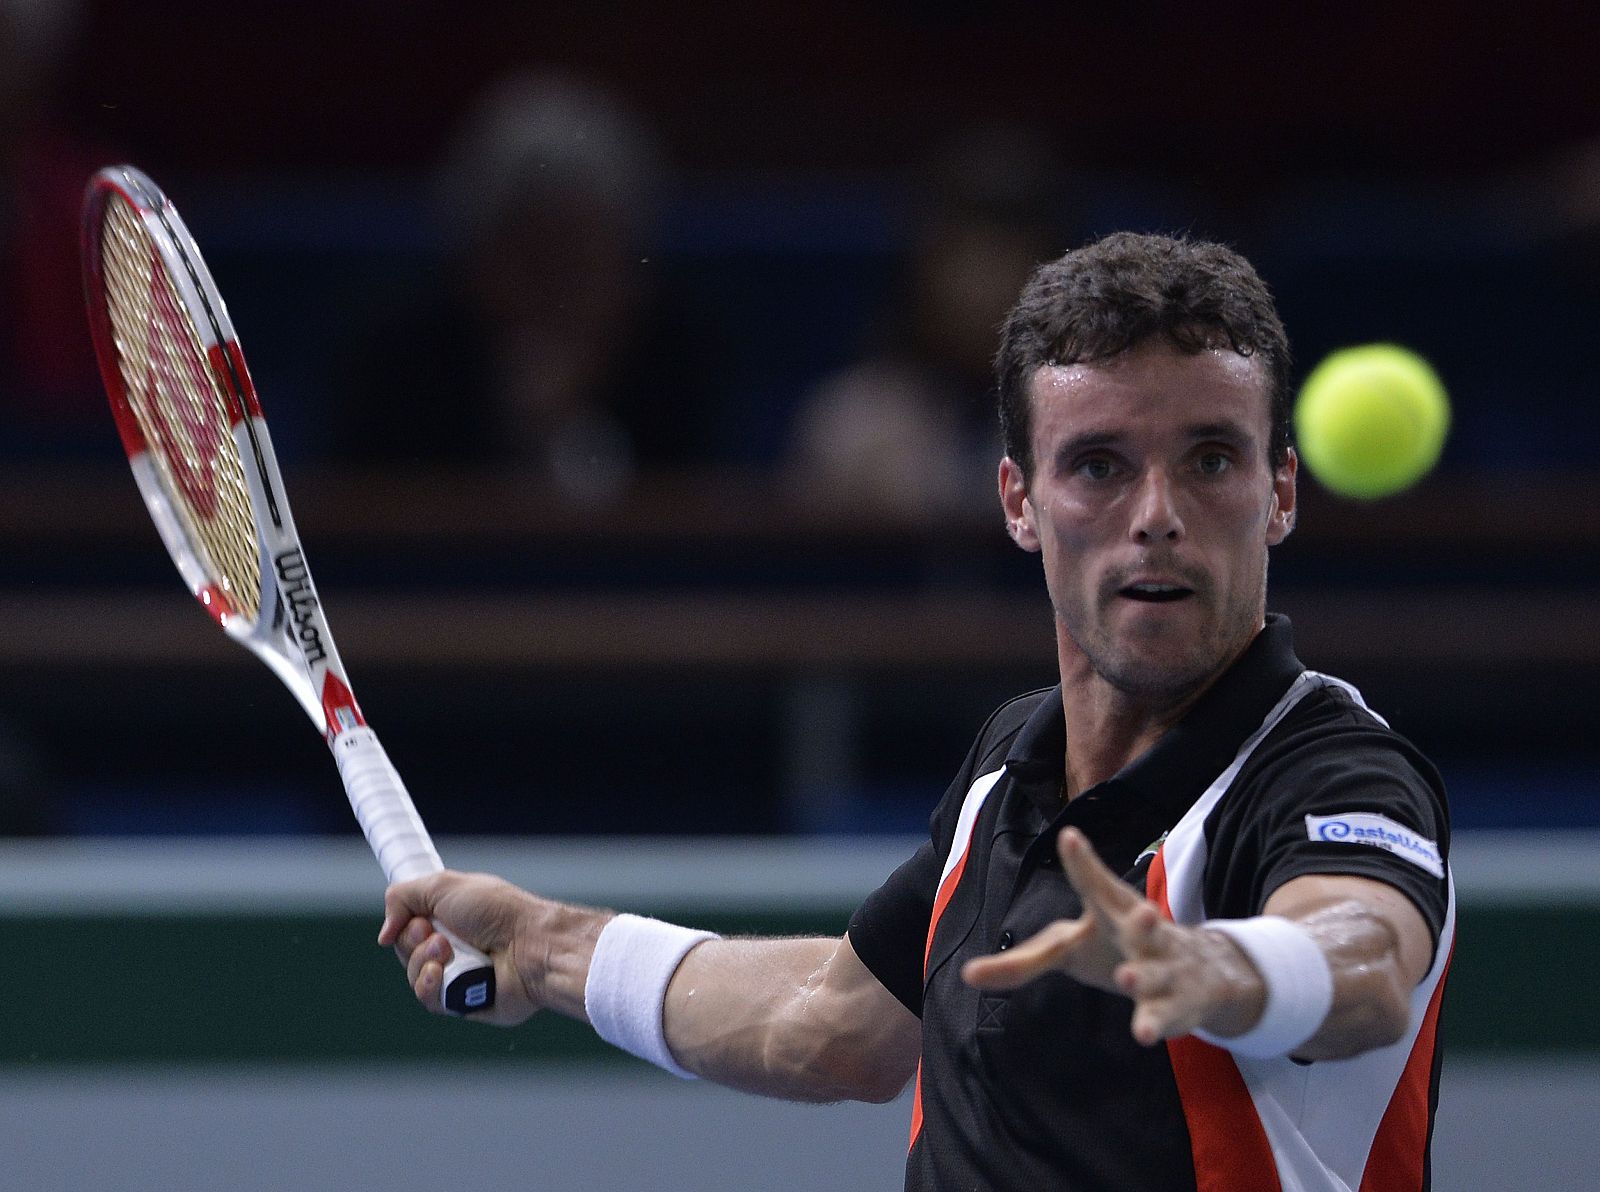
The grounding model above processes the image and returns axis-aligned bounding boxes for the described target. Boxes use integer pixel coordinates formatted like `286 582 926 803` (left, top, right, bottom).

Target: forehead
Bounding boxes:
1027 340 1271 450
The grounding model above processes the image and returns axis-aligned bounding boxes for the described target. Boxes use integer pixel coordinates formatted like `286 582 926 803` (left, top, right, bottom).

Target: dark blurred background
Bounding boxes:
2 0 1597 839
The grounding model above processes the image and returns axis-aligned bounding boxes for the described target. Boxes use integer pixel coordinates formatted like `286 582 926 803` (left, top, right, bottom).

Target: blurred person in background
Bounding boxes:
331 69 719 500
1 0 109 456
0 0 86 837
783 125 1072 519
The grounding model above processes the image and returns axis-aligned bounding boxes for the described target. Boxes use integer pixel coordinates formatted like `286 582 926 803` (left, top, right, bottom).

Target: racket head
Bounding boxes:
83 165 269 631
82 165 336 731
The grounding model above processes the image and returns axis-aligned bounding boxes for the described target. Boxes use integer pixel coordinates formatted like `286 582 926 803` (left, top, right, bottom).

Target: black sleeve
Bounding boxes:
848 689 1047 1016
1211 706 1450 955
847 711 1008 1016
847 837 940 1016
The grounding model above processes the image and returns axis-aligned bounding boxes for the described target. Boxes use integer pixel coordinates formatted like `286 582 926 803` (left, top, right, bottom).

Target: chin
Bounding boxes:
1102 658 1215 703
1090 629 1230 701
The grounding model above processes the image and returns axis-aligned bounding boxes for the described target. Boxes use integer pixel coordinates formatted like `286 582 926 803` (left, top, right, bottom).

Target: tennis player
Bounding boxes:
380 232 1452 1191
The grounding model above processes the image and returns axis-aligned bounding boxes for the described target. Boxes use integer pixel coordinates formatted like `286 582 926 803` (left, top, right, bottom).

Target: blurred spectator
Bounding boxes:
783 125 1073 519
331 70 719 500
1 0 111 456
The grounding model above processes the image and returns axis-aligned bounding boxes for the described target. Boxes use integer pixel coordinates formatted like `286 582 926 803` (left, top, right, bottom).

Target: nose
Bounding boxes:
1129 468 1184 543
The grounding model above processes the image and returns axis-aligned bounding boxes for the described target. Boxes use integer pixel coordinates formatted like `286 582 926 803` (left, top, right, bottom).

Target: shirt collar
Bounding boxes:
1000 613 1305 824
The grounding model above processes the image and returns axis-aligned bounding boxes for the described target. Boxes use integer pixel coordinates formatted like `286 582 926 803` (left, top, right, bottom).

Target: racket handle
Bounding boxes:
333 726 497 1015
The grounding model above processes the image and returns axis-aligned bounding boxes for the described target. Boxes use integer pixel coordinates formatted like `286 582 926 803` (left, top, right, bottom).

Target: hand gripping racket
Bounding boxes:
81 164 495 1015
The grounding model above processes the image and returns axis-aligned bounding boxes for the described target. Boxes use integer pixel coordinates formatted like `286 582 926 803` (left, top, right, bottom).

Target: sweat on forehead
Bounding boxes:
1024 341 1274 456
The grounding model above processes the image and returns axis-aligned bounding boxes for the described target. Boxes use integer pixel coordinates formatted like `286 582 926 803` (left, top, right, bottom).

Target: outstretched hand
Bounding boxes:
961 828 1265 1045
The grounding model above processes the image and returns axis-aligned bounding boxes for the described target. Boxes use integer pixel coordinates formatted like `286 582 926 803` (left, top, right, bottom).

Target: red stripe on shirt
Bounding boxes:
1359 940 1453 1192
909 831 979 1150
1147 847 1283 1192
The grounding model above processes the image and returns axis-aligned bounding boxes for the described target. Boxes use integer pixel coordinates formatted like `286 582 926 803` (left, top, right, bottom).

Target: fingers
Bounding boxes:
1122 963 1205 1047
379 915 432 963
1120 901 1164 956
1130 999 1172 1047
962 919 1095 991
1116 938 1237 1047
395 918 443 973
377 873 461 1017
959 830 1228 1049
381 905 453 1016
406 930 456 1011
1057 828 1142 919
377 874 446 946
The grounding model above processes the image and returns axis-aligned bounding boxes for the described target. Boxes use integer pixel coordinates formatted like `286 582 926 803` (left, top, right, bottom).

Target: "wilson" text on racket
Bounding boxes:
274 548 328 664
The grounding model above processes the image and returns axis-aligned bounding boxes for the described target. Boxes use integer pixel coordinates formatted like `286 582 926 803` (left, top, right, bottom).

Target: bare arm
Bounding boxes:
663 932 920 1102
1259 871 1431 1060
962 827 1433 1060
378 872 920 1102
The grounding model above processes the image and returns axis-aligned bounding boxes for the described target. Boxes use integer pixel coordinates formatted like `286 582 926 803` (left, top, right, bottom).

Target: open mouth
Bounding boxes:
1119 583 1194 604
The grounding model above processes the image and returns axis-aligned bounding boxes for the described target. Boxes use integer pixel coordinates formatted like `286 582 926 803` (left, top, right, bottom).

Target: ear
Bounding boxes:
1265 448 1298 545
999 457 1041 552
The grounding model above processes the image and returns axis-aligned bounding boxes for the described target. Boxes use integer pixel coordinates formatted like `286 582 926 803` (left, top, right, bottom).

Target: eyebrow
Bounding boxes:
1052 421 1256 461
1053 430 1120 459
1184 421 1255 446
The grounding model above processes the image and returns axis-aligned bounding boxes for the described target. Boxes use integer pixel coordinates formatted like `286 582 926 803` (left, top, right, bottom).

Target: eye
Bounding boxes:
1074 454 1116 481
1196 450 1231 476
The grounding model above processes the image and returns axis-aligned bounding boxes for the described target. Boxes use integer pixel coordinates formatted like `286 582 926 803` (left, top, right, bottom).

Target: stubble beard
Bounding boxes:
1059 562 1268 710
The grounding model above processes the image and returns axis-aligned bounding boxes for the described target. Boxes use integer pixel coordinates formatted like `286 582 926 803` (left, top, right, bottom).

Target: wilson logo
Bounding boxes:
146 274 224 518
274 548 328 664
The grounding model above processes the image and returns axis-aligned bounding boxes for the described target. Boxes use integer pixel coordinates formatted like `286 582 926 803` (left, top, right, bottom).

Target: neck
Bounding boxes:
1058 679 1196 800
1055 621 1263 799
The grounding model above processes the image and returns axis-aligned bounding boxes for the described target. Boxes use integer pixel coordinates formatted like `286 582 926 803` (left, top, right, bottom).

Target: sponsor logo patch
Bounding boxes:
1135 831 1169 867
1305 812 1444 878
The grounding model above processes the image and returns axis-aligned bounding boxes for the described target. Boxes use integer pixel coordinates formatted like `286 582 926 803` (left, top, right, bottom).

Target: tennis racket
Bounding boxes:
81 164 495 1015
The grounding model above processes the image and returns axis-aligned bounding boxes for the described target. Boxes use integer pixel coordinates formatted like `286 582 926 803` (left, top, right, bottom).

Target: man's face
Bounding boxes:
999 339 1297 707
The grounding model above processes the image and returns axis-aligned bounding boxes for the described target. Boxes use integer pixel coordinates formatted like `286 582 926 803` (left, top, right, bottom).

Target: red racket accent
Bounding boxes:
144 267 227 517
321 672 368 738
81 189 147 459
214 341 264 420
197 582 238 627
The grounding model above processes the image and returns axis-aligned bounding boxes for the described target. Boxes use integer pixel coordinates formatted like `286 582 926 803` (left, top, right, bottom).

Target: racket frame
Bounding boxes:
83 165 494 1014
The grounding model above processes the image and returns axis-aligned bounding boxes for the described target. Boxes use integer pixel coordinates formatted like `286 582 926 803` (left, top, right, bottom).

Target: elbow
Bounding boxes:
1299 970 1413 1061
764 1028 913 1104
828 1061 913 1105
1349 956 1418 1052
852 1062 915 1104
1342 989 1411 1055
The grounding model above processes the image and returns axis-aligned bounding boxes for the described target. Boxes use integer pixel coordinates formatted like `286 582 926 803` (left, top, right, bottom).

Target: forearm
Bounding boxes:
1281 901 1415 1060
384 874 918 1098
1202 880 1431 1061
663 936 917 1103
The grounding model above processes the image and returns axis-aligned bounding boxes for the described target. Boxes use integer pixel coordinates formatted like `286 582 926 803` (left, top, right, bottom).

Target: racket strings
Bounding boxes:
100 194 263 622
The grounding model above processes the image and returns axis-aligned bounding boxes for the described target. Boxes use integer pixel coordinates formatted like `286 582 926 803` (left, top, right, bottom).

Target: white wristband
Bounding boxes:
1191 916 1334 1059
584 913 719 1078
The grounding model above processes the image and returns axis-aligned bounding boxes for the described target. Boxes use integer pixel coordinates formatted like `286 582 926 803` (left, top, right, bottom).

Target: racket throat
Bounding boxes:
320 672 367 738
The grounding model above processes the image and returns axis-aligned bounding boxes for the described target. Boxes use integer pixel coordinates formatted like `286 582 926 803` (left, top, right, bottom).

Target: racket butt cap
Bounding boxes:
443 965 496 1016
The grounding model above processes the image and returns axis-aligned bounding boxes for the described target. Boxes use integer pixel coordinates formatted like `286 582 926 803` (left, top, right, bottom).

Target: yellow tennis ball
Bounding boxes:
1294 344 1450 499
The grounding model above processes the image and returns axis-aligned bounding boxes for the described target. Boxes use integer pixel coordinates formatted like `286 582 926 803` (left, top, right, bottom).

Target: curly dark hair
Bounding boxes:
995 232 1292 481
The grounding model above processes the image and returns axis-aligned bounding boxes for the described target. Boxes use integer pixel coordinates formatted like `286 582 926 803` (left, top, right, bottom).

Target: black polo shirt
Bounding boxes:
848 615 1452 1192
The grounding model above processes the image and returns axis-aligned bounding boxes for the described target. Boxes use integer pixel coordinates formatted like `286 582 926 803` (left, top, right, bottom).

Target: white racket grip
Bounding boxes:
333 727 496 1015
333 727 442 883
